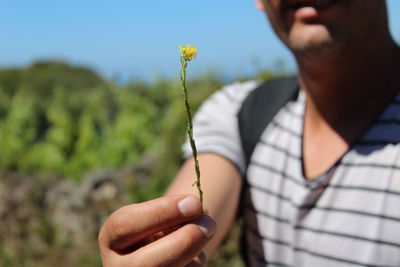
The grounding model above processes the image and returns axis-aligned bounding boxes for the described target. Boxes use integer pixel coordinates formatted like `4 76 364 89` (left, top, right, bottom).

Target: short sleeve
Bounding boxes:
182 80 260 174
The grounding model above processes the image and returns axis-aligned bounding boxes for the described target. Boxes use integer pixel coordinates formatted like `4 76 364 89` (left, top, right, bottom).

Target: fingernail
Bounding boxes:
178 195 202 217
195 215 216 238
185 251 207 267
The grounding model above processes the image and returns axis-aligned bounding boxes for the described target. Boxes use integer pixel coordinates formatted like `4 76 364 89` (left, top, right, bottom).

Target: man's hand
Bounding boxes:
98 194 216 267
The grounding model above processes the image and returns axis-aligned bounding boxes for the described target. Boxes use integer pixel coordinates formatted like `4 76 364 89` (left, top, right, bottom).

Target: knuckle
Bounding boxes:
98 208 123 247
149 197 176 224
159 199 173 216
109 205 131 240
157 197 174 212
179 225 204 250
98 226 107 246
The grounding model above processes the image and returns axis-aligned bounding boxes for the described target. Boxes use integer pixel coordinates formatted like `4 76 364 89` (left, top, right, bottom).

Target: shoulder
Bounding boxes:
192 80 261 124
220 80 261 97
182 80 260 174
204 80 261 109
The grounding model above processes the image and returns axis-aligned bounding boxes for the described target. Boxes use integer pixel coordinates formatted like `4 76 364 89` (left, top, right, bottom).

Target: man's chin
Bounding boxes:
289 39 341 60
286 26 341 58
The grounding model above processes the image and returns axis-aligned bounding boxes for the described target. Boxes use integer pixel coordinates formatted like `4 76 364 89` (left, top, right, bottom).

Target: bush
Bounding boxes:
0 61 280 266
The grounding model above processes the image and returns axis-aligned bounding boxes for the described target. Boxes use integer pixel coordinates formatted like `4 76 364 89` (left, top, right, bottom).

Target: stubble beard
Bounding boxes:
286 3 385 62
287 27 352 62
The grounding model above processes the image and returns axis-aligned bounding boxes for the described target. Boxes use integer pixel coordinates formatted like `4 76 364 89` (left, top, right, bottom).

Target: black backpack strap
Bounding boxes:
237 76 299 168
237 76 299 264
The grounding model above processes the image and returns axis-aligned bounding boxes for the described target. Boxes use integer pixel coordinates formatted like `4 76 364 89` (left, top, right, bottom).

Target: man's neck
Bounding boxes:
297 38 400 135
297 36 400 179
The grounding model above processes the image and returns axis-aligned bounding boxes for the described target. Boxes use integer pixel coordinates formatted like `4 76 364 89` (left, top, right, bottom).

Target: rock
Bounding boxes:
0 168 131 266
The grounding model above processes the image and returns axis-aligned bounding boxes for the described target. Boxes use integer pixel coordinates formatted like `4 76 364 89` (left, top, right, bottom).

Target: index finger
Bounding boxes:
99 194 202 252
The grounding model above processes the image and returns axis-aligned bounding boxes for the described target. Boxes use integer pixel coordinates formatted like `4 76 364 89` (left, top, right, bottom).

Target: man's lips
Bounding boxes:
284 0 339 10
282 0 341 20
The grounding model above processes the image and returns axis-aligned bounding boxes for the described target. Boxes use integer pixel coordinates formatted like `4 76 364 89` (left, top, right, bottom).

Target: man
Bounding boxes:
98 0 400 266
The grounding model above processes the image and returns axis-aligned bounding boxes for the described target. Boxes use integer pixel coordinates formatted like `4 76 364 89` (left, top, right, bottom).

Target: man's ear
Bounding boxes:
255 0 265 11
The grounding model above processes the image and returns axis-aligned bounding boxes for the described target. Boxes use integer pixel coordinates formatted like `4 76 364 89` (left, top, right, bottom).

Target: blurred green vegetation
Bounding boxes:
0 61 219 184
0 60 283 266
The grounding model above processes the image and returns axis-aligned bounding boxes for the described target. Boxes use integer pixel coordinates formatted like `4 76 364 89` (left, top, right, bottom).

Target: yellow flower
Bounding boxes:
179 44 197 62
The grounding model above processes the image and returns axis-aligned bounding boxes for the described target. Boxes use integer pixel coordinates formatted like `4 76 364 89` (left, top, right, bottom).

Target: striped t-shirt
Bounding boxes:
183 80 400 267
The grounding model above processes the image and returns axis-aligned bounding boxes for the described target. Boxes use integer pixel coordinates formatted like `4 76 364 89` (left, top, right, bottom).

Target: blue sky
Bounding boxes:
1 1 400 82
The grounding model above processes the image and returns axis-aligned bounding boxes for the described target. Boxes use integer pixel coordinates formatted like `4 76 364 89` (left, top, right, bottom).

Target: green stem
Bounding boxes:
180 58 203 210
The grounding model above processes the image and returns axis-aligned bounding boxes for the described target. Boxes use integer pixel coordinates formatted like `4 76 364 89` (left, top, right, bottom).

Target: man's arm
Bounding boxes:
98 152 242 266
165 152 243 258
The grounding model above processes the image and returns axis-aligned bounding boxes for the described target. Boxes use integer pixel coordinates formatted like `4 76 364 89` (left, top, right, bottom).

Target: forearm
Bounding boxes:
165 152 243 259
